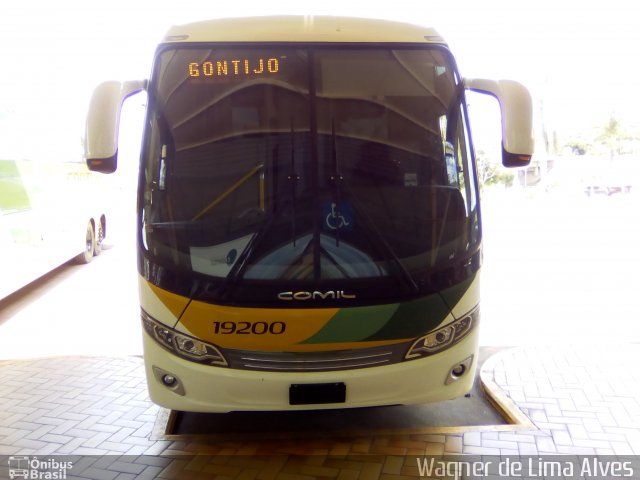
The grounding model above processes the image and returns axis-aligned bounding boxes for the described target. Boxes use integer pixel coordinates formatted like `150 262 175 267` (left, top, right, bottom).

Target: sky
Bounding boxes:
0 0 638 163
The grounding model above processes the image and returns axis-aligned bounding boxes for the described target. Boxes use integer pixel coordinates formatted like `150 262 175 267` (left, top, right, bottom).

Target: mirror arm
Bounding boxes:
464 78 534 168
85 80 147 173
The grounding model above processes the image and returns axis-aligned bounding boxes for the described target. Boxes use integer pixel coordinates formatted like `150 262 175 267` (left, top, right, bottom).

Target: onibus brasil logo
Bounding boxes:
7 457 72 479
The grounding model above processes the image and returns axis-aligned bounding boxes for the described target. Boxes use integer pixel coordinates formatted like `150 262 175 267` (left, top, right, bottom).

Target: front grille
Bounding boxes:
223 343 409 372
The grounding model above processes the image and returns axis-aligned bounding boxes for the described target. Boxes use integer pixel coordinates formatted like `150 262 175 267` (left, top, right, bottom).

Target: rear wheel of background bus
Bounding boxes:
76 220 96 264
93 217 105 257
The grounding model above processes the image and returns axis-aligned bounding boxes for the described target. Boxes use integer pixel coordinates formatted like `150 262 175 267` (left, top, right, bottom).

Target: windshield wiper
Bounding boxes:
342 182 420 295
220 137 301 298
288 121 300 247
329 119 343 247
218 203 293 301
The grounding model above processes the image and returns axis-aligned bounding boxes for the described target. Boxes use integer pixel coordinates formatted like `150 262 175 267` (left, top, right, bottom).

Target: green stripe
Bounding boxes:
363 293 449 341
440 273 477 311
301 303 398 344
301 273 477 344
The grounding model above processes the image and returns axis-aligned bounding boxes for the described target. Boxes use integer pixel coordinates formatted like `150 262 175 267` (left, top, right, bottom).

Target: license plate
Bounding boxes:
289 382 346 405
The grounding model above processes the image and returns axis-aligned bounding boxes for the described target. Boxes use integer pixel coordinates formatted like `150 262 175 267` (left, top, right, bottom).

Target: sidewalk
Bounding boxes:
0 344 638 478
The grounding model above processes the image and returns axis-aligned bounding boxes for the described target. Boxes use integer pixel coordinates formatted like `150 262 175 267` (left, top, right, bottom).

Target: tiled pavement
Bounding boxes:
0 344 639 479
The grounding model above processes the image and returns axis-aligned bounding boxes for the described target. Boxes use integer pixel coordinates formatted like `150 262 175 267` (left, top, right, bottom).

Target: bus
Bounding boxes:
84 16 533 412
0 158 107 300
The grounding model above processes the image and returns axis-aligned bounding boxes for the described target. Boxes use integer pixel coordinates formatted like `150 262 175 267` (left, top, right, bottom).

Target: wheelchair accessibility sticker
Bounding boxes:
323 201 353 231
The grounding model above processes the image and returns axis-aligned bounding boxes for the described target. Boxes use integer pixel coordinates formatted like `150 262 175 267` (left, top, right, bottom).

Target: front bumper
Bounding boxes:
142 328 479 413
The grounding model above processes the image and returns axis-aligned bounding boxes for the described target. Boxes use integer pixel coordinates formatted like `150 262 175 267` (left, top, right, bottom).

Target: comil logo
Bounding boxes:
277 290 357 301
7 457 72 479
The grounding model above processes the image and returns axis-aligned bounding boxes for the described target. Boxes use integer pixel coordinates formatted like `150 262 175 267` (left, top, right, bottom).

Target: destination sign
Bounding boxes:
188 58 280 79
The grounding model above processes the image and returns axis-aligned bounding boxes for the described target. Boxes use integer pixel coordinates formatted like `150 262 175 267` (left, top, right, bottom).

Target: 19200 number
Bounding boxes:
213 321 286 335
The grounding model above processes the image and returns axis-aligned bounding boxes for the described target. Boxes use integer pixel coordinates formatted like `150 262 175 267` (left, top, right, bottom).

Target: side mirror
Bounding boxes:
85 80 146 173
464 78 534 168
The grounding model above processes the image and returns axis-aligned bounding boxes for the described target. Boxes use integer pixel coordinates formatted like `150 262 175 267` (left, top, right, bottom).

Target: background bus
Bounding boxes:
0 158 107 300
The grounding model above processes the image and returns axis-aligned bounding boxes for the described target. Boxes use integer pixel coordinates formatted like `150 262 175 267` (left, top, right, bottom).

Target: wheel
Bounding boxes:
76 221 95 264
94 223 104 256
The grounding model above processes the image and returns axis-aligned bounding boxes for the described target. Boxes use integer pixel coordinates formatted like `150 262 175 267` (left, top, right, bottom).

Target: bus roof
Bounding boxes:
162 16 446 45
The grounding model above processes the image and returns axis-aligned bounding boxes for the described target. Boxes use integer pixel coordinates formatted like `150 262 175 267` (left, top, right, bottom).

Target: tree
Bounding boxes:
476 150 514 189
597 115 628 159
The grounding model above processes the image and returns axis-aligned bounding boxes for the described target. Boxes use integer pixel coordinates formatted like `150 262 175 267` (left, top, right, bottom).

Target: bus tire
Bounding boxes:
76 221 95 264
94 224 104 256
95 215 107 255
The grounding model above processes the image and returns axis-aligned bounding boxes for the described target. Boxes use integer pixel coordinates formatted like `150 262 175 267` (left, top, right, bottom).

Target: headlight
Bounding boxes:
141 310 228 367
405 307 479 360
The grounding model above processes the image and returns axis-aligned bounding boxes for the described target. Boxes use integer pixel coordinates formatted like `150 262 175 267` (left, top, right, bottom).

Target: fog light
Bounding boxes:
445 355 474 385
152 366 186 396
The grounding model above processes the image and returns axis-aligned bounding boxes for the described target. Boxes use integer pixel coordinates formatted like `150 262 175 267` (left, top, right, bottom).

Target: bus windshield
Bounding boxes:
139 45 480 305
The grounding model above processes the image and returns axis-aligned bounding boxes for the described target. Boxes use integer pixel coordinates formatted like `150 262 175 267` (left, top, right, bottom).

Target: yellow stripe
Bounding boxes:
147 282 190 319
143 280 412 352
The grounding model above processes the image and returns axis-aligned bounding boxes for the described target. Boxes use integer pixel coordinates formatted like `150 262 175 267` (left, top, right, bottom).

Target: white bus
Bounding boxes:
0 158 107 300
85 16 533 412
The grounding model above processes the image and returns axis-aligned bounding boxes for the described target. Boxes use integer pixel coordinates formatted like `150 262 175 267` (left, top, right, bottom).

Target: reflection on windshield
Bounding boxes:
140 45 480 301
